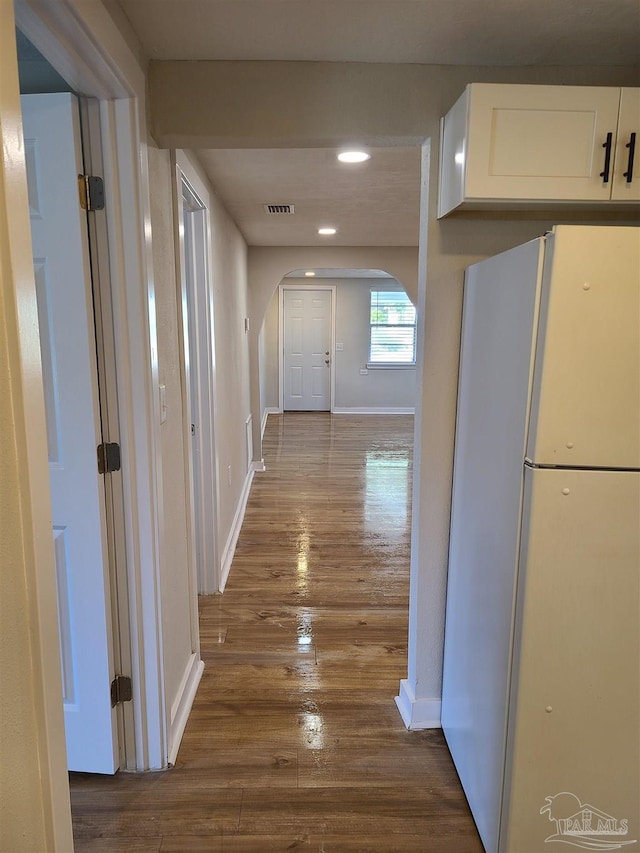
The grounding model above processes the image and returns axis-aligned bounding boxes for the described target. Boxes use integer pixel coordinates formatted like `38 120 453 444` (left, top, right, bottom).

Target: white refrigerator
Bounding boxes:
441 225 640 853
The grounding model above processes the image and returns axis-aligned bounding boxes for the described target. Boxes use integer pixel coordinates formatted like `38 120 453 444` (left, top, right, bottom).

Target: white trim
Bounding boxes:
366 364 417 370
219 468 255 592
251 459 267 473
174 151 221 597
262 406 280 438
395 679 442 730
167 654 204 767
279 284 336 412
332 407 416 415
245 414 253 471
100 98 166 772
14 0 140 100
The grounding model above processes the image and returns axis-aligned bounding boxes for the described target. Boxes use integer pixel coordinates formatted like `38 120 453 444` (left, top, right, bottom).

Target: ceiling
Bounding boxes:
197 147 421 247
117 0 640 67
114 0 639 248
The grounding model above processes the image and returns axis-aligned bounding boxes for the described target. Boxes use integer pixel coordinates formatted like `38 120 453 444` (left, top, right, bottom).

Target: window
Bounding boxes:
369 290 416 366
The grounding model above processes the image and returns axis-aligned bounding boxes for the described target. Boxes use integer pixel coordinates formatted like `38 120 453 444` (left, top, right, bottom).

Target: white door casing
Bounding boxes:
174 152 221 596
22 93 118 773
15 0 168 779
281 287 334 411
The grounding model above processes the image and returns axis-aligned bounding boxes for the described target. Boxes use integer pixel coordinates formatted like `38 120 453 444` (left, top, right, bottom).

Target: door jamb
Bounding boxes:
78 95 135 768
172 151 221 596
15 0 167 772
278 283 337 413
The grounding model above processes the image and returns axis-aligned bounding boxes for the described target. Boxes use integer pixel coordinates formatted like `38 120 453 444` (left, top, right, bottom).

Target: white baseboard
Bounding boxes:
332 407 415 415
395 679 442 730
219 467 254 593
251 459 266 473
261 407 280 437
168 653 204 766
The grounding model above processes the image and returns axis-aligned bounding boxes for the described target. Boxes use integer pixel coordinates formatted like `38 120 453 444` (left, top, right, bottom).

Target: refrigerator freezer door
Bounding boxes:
442 237 544 853
501 467 640 853
526 225 640 470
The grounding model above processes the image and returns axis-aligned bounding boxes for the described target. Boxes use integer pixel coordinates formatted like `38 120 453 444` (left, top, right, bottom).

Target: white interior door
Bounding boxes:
22 93 118 774
283 288 332 411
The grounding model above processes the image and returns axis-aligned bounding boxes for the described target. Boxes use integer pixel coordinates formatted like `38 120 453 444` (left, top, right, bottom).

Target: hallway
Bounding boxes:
70 414 482 852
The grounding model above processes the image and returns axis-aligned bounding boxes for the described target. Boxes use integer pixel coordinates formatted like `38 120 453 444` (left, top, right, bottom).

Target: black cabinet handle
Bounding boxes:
600 132 613 183
623 132 636 184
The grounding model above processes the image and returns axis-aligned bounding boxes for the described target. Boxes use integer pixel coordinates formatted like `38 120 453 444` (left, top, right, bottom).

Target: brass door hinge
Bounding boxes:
78 174 105 211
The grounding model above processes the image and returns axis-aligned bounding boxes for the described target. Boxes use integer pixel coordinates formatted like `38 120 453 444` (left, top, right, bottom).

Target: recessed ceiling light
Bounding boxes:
337 150 370 164
304 271 316 277
318 227 337 236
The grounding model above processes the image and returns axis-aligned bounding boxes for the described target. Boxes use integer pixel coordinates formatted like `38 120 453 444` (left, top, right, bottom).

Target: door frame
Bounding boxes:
173 150 222 595
278 283 337 413
14 0 168 775
78 95 136 771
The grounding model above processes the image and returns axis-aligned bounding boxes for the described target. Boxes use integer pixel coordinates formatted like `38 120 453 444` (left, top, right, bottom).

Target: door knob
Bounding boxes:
325 359 330 365
325 351 329 356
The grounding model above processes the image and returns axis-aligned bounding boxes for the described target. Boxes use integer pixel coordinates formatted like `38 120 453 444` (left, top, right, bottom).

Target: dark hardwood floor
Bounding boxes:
70 413 483 852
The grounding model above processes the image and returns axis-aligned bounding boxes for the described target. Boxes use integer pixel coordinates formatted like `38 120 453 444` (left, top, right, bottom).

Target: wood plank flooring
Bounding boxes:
70 413 483 853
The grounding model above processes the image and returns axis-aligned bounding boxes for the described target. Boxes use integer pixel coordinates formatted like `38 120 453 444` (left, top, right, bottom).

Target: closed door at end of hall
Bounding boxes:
284 289 331 411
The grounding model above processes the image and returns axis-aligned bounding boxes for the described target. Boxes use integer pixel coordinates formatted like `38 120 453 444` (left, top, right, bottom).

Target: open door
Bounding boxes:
21 93 119 773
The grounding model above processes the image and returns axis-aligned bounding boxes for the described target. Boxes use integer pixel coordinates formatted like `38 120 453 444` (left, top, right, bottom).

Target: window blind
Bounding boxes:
369 290 416 365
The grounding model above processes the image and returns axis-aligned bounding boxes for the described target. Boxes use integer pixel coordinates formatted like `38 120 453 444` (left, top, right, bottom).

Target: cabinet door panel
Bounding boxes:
465 84 621 202
612 87 640 201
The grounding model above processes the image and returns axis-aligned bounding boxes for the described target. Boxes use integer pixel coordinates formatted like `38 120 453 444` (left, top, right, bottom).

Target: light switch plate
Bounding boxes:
335 342 344 351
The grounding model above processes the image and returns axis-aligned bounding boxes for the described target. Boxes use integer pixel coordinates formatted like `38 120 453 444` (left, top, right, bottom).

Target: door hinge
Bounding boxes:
78 174 105 211
97 442 121 474
110 675 132 707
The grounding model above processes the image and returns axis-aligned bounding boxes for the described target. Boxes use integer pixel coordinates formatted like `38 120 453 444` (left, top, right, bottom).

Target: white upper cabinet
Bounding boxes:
613 87 640 201
438 83 640 217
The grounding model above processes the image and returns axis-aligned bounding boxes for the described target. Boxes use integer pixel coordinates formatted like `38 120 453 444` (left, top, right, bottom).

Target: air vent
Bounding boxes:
264 204 295 215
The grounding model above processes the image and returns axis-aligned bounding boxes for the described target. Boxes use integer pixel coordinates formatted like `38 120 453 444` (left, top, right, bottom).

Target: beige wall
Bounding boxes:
206 166 252 538
333 277 416 409
149 61 640 150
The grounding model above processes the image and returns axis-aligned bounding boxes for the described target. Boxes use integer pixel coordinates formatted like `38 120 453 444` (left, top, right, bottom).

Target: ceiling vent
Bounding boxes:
264 204 295 215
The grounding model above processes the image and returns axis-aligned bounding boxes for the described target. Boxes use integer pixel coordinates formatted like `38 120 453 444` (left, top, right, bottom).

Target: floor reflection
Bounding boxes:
364 449 412 532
